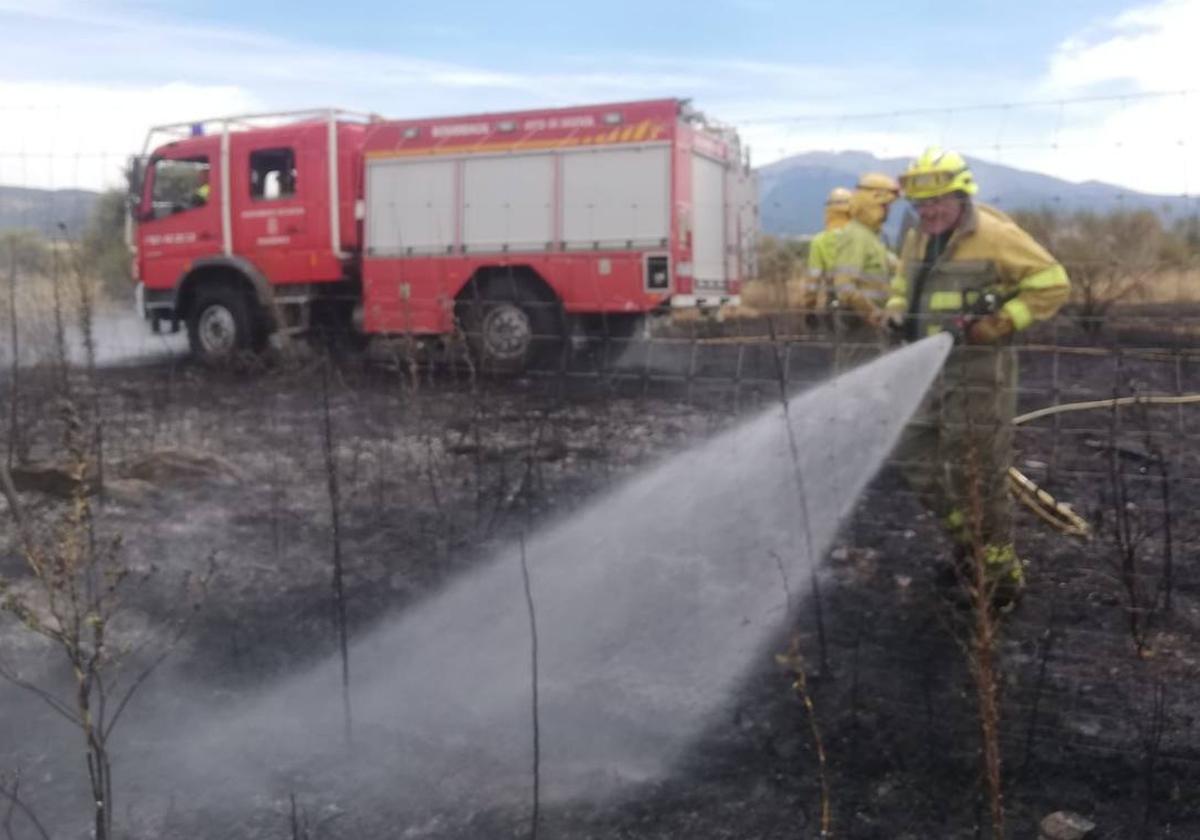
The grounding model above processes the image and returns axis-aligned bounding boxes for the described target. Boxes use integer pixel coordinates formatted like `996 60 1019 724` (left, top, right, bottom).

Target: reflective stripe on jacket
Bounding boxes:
885 202 1070 334
830 219 896 318
805 228 840 309
807 228 839 279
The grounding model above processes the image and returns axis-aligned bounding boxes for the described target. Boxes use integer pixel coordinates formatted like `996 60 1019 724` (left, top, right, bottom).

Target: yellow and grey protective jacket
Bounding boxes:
804 228 842 310
885 202 1069 339
807 228 838 279
830 219 896 319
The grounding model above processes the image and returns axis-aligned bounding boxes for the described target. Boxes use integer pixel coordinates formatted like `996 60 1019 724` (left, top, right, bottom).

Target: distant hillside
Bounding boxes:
0 185 99 238
7 156 1195 245
758 151 1200 240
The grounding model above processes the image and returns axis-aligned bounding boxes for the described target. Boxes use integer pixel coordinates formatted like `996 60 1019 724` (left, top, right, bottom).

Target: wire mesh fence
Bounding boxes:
1 94 1199 839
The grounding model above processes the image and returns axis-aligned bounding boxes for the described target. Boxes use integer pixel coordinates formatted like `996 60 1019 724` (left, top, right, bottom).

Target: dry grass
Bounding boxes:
1126 269 1200 304
0 269 108 364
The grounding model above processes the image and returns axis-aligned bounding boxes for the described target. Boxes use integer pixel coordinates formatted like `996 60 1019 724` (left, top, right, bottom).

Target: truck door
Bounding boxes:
233 135 321 284
726 158 759 287
691 152 728 296
138 141 222 291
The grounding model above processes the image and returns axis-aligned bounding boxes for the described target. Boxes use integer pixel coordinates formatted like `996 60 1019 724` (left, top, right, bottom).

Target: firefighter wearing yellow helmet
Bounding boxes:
831 173 900 324
824 172 900 367
805 187 853 311
886 147 1070 609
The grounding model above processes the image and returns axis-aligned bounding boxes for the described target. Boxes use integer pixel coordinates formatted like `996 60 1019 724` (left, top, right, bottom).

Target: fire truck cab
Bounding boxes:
131 109 367 357
130 100 757 369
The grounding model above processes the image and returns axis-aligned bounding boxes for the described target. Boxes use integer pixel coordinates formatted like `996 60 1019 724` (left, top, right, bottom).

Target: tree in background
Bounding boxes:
0 230 51 277
80 189 132 301
1169 214 1200 259
0 182 131 305
737 235 812 316
756 234 809 286
1013 208 1198 338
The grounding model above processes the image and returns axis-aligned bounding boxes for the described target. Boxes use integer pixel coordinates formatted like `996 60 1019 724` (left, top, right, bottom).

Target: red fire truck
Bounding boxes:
130 99 757 369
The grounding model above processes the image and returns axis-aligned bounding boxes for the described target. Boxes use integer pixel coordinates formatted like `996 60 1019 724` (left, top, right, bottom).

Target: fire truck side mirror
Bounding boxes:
127 156 146 212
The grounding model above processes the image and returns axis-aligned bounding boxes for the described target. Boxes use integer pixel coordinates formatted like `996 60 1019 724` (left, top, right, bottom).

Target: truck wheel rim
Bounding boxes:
481 303 531 360
198 305 237 355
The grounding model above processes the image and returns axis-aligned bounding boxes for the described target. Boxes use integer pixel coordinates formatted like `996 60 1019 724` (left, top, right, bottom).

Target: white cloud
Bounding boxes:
1018 95 1199 195
1031 0 1200 194
747 0 1200 195
0 1 900 190
725 1 1200 197
2 0 1199 196
0 0 732 192
1045 0 1200 92
0 81 259 191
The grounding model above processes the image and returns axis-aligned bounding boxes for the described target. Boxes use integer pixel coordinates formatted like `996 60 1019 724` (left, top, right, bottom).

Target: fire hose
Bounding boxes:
1009 393 1200 538
689 308 1195 540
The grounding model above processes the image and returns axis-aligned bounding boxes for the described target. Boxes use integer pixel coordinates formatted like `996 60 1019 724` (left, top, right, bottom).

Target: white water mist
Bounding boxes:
162 334 953 812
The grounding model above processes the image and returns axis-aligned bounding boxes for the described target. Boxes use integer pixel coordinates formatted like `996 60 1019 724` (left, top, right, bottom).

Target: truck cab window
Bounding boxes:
149 157 211 218
250 148 297 201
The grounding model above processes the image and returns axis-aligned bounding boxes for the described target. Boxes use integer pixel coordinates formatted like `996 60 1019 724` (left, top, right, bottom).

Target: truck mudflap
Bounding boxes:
136 281 181 334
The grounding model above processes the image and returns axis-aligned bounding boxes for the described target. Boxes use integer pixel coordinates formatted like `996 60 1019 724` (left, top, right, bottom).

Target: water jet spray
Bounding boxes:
159 334 955 817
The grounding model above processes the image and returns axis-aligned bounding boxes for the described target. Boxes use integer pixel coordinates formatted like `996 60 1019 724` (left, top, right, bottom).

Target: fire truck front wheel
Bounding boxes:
187 285 265 364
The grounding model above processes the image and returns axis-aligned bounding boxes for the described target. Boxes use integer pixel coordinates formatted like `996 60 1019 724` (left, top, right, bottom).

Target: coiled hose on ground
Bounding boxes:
1009 394 1200 537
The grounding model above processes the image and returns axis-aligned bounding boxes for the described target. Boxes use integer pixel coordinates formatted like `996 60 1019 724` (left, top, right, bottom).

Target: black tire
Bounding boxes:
458 279 564 374
186 284 265 365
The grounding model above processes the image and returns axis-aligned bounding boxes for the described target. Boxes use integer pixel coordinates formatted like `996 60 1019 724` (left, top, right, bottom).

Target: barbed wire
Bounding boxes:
1 92 1199 836
738 87 1197 126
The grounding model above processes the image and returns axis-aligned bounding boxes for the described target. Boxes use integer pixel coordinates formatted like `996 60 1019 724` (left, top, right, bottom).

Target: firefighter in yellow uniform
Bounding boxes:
736 186 849 318
828 173 900 369
805 187 853 313
192 170 211 208
885 148 1070 608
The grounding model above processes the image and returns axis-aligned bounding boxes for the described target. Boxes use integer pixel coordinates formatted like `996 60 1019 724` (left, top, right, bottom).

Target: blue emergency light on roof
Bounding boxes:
190 124 204 137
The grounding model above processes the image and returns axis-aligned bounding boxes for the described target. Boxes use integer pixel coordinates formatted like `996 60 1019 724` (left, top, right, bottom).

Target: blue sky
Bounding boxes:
1 0 1198 193
160 0 1123 71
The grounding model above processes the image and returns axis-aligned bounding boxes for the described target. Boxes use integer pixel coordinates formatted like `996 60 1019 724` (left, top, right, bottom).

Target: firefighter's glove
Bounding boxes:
882 309 906 341
966 313 1014 344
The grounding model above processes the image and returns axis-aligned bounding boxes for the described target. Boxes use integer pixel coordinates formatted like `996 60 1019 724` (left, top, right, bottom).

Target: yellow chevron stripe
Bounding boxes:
365 133 669 159
1018 264 1069 290
1002 298 1033 330
929 291 964 310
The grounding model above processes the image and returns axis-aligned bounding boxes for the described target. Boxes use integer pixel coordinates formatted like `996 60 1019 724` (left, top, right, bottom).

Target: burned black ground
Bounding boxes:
1 329 1198 839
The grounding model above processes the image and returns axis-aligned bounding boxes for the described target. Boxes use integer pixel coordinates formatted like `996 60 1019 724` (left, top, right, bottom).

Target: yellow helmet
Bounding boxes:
849 172 900 231
825 186 853 208
899 147 978 200
824 186 852 229
855 172 900 204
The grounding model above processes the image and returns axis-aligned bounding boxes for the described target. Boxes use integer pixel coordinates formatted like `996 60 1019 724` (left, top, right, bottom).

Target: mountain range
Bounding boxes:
2 150 1195 242
758 150 1199 239
0 185 99 238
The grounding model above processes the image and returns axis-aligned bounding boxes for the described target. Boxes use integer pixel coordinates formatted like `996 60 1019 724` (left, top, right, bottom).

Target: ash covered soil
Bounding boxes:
2 335 1199 839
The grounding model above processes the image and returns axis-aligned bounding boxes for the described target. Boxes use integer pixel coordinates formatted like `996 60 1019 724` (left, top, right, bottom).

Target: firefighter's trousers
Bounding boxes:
892 342 1017 561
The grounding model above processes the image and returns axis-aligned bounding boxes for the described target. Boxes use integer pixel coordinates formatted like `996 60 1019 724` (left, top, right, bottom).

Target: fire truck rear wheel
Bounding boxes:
481 302 532 361
187 285 264 365
461 285 563 374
